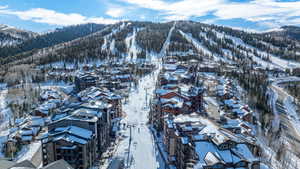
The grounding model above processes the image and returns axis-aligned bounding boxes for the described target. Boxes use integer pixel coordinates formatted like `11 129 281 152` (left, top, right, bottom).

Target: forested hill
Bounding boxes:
1 21 300 70
0 24 37 47
265 25 300 41
0 23 106 59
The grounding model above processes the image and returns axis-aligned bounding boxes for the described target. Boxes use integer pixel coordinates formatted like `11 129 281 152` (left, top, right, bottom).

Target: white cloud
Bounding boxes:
121 0 300 28
0 5 8 9
106 8 124 18
0 8 119 26
122 0 223 21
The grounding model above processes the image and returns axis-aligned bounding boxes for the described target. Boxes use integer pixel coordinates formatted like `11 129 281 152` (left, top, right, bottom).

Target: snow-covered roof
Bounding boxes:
30 117 45 127
21 135 33 141
53 133 88 145
40 89 61 100
232 144 258 162
194 140 252 168
163 64 177 71
53 126 93 140
71 107 103 118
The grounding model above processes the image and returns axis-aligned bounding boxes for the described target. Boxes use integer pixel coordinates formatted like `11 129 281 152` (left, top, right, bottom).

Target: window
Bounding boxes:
235 161 247 167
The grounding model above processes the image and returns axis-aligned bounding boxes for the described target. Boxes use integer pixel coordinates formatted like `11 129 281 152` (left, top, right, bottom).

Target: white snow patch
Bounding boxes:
125 28 141 61
160 22 176 57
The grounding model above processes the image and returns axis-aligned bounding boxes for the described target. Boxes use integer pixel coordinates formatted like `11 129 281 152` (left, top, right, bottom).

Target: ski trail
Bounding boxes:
101 37 108 51
284 96 300 135
125 28 140 61
266 87 280 132
197 30 235 64
212 29 300 69
101 22 126 52
179 30 216 59
159 22 176 57
110 39 116 55
272 77 300 135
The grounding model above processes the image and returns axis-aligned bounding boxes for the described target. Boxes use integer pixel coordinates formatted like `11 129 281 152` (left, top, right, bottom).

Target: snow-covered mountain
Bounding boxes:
266 25 300 41
0 24 36 47
0 23 107 61
2 21 300 70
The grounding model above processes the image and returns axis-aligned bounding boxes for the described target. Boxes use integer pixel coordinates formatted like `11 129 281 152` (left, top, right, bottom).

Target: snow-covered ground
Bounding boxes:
111 59 164 169
214 30 300 69
125 28 141 61
102 22 126 52
264 76 300 169
266 87 280 132
0 88 13 157
270 76 300 134
179 30 212 57
160 22 176 57
179 30 233 64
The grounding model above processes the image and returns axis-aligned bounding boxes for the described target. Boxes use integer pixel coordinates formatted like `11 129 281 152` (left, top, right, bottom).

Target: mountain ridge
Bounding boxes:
0 23 107 59
1 21 300 71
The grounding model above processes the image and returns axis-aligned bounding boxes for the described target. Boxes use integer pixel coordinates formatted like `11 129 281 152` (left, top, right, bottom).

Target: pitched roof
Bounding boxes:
11 160 36 168
0 159 15 169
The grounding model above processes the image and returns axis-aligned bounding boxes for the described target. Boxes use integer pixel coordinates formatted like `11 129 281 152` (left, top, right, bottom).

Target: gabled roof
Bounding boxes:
53 133 88 145
11 160 36 168
0 159 15 169
52 126 93 140
204 152 223 166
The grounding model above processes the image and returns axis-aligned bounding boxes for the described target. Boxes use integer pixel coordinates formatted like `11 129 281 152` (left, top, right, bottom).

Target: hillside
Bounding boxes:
0 23 106 59
1 20 300 169
0 24 36 47
2 21 300 69
266 25 300 41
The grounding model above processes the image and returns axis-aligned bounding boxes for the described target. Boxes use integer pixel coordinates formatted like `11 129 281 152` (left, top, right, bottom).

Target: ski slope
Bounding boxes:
214 30 300 69
111 59 164 169
160 22 176 57
125 28 141 61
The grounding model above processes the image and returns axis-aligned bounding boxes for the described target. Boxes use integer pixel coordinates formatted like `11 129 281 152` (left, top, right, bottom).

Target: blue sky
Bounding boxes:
0 0 299 32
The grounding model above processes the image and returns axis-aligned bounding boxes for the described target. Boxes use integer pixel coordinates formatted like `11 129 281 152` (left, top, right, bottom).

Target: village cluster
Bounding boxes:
1 61 154 169
0 56 269 169
149 56 262 169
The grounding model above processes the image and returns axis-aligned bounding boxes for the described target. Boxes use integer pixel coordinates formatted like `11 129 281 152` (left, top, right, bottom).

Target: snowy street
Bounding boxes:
108 60 165 169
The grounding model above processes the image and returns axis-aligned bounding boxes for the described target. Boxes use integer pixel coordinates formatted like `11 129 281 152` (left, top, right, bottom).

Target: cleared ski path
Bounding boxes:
109 59 164 169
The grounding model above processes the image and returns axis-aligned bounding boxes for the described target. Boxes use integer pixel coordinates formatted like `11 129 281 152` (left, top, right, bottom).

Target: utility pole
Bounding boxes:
145 88 148 107
126 125 132 168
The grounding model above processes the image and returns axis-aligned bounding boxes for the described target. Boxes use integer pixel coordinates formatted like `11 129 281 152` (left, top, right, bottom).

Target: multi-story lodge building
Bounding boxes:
163 113 261 169
41 126 95 169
